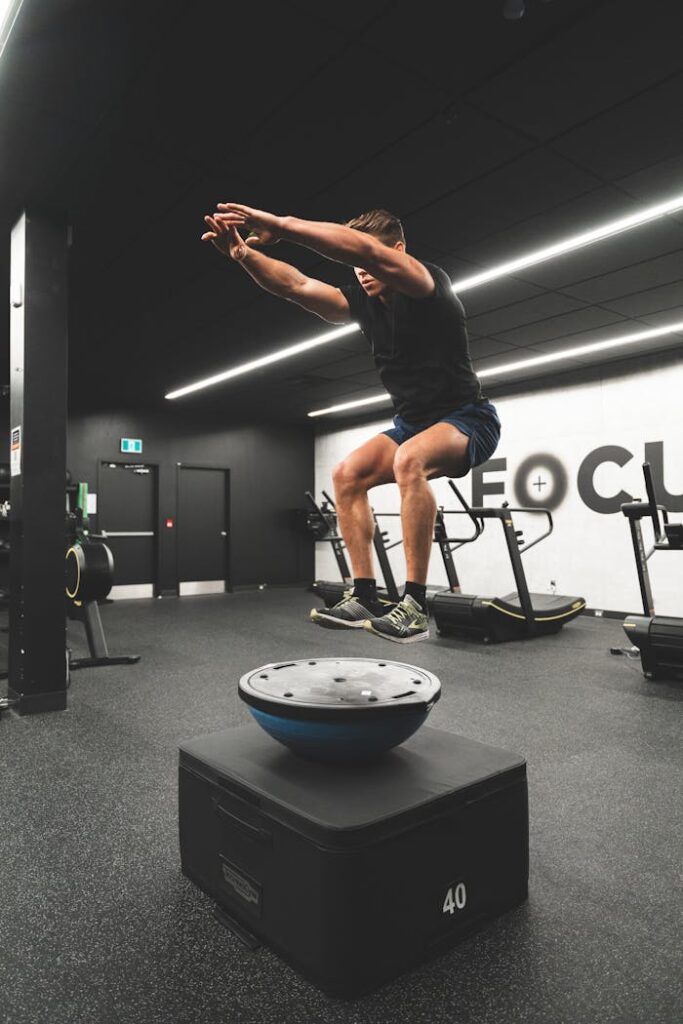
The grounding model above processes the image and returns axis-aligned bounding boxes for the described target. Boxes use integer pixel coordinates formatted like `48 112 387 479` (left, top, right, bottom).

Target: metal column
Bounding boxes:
8 211 68 714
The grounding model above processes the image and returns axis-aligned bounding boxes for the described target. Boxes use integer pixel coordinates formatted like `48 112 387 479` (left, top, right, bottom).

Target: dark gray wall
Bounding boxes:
67 409 314 592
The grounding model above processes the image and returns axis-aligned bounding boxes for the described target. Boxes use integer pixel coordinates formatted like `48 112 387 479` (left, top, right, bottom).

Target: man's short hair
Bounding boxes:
344 209 405 247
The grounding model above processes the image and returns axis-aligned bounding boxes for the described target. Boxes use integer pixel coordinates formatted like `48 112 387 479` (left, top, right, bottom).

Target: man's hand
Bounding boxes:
214 203 284 248
201 216 250 261
201 205 353 322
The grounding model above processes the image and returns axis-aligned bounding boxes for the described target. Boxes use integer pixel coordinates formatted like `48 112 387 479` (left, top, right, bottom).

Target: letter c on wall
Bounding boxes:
577 445 633 514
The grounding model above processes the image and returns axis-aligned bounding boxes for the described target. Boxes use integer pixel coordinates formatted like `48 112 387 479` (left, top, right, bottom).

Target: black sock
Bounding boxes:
352 578 385 614
353 577 377 605
404 581 427 610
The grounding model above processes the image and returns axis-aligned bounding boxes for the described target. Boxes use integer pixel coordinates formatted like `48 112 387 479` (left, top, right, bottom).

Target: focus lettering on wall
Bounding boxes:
472 441 682 515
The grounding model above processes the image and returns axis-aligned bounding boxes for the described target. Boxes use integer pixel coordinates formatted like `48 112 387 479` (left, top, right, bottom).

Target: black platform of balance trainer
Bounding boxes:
178 717 529 998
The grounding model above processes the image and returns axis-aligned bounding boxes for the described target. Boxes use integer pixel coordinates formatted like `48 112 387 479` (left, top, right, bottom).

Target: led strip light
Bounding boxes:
0 0 23 59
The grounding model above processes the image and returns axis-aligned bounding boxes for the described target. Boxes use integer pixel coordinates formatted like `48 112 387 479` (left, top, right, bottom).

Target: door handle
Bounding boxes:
100 531 155 538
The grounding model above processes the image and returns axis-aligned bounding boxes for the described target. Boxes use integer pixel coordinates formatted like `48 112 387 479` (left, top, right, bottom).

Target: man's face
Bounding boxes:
353 268 386 298
354 239 404 297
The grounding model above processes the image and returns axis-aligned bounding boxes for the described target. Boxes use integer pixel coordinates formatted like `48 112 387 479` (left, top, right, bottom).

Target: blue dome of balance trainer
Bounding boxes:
238 658 441 763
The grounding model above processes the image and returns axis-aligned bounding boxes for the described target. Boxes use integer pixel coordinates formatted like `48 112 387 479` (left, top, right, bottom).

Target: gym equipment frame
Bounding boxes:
614 461 683 680
431 482 585 643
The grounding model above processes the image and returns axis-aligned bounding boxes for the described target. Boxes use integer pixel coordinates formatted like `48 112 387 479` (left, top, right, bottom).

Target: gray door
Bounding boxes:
98 462 158 599
177 465 229 595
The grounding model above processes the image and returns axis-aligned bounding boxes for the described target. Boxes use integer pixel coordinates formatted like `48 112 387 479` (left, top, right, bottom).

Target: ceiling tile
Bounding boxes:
601 280 683 318
559 250 683 304
494 306 627 347
470 337 518 359
304 107 531 222
617 152 683 205
552 73 683 181
469 292 586 337
468 2 683 141
459 278 546 317
311 354 376 381
405 149 601 252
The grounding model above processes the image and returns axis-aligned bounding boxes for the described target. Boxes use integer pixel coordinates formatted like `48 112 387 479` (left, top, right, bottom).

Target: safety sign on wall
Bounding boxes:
10 426 21 477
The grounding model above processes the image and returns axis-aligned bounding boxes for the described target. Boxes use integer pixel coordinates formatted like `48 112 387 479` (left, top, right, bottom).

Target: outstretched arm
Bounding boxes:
215 203 435 299
201 215 352 325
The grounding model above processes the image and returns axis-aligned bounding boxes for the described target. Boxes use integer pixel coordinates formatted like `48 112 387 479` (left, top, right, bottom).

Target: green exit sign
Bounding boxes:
120 438 143 454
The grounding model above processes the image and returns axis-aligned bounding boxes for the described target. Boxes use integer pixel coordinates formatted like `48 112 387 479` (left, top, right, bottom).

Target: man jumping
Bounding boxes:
202 204 500 643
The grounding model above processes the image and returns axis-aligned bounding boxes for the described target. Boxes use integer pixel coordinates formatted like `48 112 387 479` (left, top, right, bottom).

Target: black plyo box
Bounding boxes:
178 724 528 998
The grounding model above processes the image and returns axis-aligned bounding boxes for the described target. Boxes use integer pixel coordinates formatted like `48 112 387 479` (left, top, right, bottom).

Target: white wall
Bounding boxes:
314 355 683 615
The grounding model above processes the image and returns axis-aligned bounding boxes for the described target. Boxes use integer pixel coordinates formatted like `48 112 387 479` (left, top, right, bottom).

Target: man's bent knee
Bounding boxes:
393 447 427 486
332 459 368 495
332 460 352 492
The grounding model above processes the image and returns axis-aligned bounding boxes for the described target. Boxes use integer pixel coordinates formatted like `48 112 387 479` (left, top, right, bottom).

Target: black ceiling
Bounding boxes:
1 0 682 424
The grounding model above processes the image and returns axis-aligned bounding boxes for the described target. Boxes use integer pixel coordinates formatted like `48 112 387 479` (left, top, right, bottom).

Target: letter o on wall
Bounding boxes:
514 453 568 510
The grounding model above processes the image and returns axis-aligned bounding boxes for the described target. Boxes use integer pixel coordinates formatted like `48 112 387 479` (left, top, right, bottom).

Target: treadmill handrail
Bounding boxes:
445 478 553 555
621 498 669 522
466 504 554 554
442 480 485 545
446 479 489 544
507 508 554 554
438 526 486 546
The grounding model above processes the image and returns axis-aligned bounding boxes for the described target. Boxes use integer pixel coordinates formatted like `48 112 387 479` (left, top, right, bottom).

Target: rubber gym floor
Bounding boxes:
0 588 680 1024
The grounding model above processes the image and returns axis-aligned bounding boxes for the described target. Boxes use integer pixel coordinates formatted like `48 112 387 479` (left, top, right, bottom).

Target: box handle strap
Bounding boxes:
213 797 272 845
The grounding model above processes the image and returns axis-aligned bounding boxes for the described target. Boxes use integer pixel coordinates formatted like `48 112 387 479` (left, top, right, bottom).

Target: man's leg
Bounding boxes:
331 433 398 579
363 423 469 643
310 433 397 630
394 422 469 588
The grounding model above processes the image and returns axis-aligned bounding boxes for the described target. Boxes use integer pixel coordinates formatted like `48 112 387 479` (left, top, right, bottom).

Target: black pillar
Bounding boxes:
8 210 68 714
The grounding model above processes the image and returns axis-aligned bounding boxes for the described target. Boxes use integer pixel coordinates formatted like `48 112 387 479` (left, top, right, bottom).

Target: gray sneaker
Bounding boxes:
363 594 429 644
310 590 384 631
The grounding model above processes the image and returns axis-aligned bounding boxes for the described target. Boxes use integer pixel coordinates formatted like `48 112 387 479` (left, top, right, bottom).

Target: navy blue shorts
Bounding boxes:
382 399 501 471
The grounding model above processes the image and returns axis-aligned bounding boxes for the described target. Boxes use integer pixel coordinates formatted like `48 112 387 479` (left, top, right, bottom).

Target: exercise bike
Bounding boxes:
65 483 140 672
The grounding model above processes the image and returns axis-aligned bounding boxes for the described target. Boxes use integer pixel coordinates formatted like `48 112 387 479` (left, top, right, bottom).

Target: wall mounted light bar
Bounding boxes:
166 189 683 400
307 320 683 417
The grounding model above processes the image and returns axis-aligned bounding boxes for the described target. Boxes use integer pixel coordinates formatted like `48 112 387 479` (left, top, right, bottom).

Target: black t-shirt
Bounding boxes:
339 261 483 425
